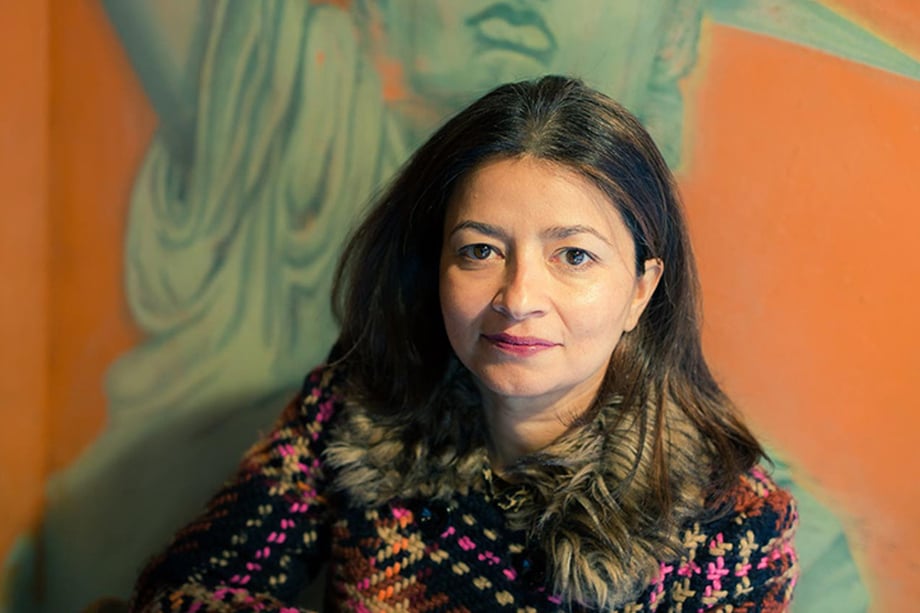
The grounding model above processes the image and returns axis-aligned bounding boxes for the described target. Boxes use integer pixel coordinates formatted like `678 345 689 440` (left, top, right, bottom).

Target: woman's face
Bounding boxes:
439 157 661 414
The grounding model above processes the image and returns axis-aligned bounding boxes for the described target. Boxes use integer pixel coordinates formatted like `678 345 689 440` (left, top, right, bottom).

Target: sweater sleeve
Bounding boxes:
129 365 342 613
649 467 799 613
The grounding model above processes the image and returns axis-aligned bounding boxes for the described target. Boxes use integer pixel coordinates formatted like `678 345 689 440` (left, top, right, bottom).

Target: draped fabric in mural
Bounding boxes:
6 1 919 611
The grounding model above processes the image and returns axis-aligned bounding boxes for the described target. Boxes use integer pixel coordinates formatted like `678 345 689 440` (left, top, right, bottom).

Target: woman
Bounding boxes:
130 76 797 612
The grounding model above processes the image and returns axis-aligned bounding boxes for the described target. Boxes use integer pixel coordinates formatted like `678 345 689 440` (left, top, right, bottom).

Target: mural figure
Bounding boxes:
6 1 918 610
100 0 702 431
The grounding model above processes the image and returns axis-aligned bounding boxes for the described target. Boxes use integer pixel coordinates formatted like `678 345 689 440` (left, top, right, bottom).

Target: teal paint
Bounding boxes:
708 0 920 81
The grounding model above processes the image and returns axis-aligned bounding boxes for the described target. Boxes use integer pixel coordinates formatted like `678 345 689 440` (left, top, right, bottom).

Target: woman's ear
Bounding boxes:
624 258 663 331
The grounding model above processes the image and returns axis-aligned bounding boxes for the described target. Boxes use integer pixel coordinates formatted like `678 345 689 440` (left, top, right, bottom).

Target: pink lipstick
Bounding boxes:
482 333 557 356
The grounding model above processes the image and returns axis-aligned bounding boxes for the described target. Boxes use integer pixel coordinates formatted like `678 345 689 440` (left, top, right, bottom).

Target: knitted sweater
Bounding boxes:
131 365 798 612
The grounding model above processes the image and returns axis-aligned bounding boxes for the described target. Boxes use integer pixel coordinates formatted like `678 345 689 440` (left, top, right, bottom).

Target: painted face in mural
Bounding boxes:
378 0 673 110
439 157 662 415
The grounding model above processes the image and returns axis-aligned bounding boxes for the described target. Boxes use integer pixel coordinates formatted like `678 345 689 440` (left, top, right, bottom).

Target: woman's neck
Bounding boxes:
482 386 599 470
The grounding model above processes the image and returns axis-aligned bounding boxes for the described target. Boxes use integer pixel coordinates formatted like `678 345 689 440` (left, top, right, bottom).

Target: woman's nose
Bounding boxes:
490 258 548 320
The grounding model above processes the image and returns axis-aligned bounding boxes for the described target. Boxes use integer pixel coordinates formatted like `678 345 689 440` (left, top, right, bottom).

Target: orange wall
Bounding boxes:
683 20 920 609
0 0 49 576
47 0 150 476
1 0 150 590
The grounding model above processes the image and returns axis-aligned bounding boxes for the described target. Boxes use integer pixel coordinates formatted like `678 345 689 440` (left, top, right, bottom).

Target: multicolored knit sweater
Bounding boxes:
131 365 798 612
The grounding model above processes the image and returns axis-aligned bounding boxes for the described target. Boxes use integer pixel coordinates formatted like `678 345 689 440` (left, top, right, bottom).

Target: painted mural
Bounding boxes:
4 1 919 611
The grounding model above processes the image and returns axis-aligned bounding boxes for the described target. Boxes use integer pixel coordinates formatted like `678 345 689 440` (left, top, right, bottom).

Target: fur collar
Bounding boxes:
324 387 710 609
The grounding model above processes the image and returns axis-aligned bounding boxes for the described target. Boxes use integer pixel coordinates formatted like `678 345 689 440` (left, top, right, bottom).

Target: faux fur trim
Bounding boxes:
325 398 491 502
324 394 710 609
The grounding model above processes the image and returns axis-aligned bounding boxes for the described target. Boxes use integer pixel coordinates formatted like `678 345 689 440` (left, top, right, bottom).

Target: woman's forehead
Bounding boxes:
444 157 632 241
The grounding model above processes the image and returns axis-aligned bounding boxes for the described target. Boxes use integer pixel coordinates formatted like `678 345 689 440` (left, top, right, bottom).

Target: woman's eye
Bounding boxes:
562 248 591 266
460 244 494 260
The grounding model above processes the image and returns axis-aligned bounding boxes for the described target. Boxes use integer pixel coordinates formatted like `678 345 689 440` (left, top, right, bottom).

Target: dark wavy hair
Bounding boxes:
332 75 762 501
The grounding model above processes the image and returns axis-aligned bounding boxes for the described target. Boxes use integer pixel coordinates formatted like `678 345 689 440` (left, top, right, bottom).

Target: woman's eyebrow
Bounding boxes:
542 225 612 245
449 221 612 245
448 220 509 240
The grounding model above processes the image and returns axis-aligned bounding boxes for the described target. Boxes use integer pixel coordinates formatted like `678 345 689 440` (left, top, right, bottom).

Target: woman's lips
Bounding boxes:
482 333 558 355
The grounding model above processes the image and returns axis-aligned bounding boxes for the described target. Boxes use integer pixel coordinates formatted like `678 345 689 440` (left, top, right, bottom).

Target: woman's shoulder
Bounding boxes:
719 464 798 530
696 464 798 568
696 465 799 574
238 362 349 468
282 361 349 425
647 465 798 611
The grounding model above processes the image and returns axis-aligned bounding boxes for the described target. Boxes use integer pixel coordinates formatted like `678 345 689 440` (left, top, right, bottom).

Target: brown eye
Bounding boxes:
461 244 494 260
563 249 590 266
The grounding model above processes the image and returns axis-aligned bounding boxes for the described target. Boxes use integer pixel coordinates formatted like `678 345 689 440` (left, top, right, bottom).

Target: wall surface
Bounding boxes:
683 19 920 608
0 0 49 601
2 1 918 611
47 0 152 477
